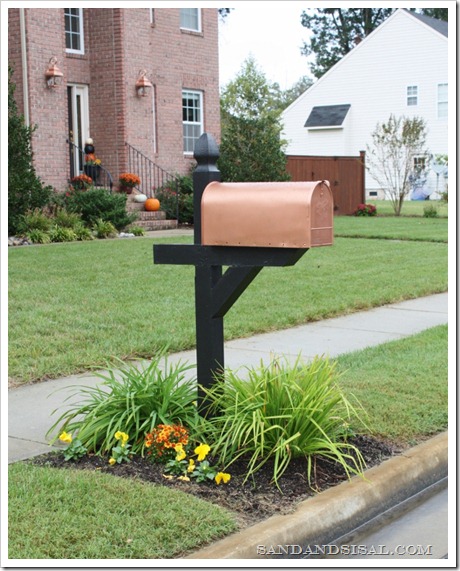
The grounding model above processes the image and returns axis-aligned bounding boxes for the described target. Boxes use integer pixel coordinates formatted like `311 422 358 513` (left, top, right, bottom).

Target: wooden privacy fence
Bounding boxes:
286 152 365 215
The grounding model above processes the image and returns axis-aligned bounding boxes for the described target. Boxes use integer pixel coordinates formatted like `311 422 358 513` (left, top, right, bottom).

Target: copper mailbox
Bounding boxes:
201 180 333 248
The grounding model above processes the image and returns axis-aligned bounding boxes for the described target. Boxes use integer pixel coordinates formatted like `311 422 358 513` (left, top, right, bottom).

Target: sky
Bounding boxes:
218 2 313 89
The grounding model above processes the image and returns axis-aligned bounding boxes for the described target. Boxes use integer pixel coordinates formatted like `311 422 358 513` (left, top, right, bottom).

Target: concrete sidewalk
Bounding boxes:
8 292 447 463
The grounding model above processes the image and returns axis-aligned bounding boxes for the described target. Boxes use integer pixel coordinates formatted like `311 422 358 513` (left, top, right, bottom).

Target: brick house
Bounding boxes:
8 7 220 195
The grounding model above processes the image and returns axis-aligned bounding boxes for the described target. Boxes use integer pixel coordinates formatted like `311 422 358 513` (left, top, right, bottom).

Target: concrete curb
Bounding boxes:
187 432 448 559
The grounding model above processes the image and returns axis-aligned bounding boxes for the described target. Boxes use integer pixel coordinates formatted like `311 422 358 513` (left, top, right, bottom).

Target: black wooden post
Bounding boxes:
153 132 310 417
192 133 220 245
193 135 223 413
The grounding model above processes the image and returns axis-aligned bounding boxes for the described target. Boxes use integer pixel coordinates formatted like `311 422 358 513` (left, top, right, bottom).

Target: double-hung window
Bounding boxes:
407 85 418 106
182 90 203 154
437 83 448 119
180 8 201 32
65 8 84 54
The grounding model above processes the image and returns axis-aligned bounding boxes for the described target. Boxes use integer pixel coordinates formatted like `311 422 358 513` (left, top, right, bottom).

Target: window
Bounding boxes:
407 85 418 106
182 90 203 154
437 83 448 119
180 8 201 32
414 156 427 173
65 8 84 54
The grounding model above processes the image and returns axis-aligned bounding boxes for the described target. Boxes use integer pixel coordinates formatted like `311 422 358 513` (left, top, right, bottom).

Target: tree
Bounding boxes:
218 57 290 182
300 8 394 78
366 115 429 216
218 8 232 21
418 8 448 21
270 75 314 113
8 65 52 234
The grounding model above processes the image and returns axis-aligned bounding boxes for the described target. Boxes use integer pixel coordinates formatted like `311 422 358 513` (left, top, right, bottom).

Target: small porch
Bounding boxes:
67 139 180 231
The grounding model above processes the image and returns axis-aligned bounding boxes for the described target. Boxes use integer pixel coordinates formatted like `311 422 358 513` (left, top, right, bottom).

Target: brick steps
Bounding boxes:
125 194 178 231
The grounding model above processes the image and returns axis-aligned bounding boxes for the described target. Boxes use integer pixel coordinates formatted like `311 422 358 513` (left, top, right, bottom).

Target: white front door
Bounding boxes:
67 84 89 176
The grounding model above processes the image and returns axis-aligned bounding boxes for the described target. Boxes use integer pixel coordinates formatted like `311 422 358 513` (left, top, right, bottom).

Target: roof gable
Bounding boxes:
282 8 448 117
404 9 448 37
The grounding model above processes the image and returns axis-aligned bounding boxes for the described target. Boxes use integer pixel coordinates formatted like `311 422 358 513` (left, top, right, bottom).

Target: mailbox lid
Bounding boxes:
201 181 333 248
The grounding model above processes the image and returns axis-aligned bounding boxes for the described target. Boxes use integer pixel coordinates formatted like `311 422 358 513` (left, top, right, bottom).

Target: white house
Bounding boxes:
281 9 449 200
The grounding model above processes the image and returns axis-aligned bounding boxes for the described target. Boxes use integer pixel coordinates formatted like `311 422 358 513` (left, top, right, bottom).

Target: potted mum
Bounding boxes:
84 154 102 183
70 174 93 190
118 173 141 194
83 138 102 184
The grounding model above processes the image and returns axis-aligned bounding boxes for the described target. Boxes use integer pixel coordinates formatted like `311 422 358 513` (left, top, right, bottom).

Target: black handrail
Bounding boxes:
125 143 179 221
66 139 113 191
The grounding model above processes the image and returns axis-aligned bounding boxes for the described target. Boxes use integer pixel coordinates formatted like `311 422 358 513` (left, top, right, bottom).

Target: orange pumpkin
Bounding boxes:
145 198 160 212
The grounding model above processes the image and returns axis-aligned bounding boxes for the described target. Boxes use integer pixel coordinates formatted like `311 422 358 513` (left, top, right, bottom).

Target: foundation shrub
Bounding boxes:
66 188 137 230
154 175 194 224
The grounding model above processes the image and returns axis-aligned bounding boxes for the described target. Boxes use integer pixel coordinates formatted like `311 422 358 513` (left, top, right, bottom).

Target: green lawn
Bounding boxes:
8 462 237 559
337 324 448 445
8 223 447 384
368 199 448 217
334 215 447 242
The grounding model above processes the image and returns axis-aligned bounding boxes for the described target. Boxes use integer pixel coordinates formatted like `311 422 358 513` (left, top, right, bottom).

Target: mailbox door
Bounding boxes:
311 181 334 246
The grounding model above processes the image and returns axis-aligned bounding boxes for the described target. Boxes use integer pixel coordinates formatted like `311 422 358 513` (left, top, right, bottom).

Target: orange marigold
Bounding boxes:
144 424 189 458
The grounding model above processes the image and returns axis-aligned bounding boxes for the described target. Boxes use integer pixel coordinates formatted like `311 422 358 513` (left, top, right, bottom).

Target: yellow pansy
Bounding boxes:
59 431 72 444
194 443 211 462
187 459 195 473
175 444 186 461
115 431 129 446
108 457 116 466
215 472 231 485
177 475 190 482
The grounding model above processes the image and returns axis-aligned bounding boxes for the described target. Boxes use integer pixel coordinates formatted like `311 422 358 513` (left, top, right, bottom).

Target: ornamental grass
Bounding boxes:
47 349 197 455
198 355 368 486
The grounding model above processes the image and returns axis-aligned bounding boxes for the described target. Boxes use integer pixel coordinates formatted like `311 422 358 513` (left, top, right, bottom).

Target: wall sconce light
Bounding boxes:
45 56 63 88
135 69 153 97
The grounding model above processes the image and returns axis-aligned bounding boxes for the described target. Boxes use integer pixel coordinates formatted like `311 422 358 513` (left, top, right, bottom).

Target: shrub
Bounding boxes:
92 219 117 239
130 226 146 236
17 209 52 234
26 229 51 244
354 203 377 217
73 222 94 241
47 351 198 455
66 188 137 230
154 175 194 224
49 225 78 243
53 208 83 229
8 66 52 235
423 204 439 218
198 356 367 486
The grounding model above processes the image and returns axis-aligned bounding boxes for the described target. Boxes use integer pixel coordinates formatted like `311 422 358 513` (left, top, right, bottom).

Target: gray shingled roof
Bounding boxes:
304 104 351 128
405 10 448 37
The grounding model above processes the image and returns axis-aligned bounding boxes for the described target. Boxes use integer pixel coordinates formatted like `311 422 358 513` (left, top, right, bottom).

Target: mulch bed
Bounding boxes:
33 435 401 529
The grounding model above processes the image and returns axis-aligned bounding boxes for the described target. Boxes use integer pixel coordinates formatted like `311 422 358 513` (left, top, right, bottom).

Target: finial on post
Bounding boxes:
193 133 221 244
193 133 220 172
